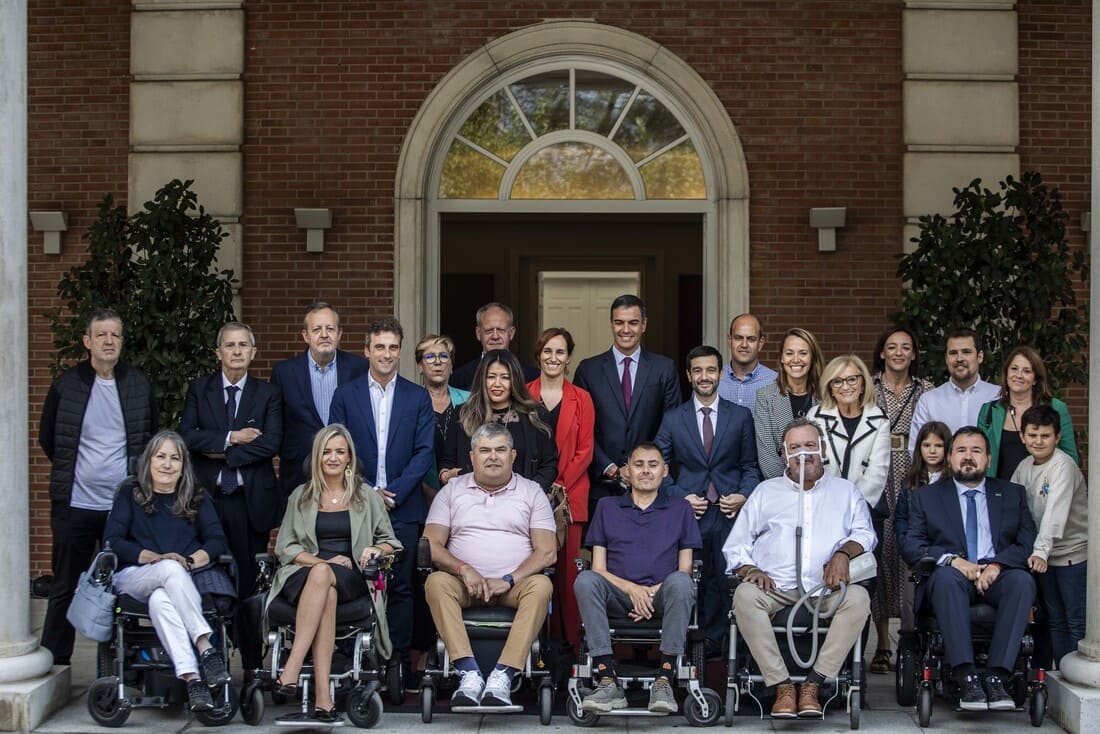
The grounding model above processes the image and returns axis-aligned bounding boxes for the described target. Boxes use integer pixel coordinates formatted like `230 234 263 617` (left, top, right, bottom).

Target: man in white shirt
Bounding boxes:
723 418 875 719
908 328 1000 454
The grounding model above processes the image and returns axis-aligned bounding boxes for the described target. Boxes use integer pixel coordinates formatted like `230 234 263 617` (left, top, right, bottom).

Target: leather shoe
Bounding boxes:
983 673 1015 711
958 673 988 711
771 683 797 718
797 681 823 717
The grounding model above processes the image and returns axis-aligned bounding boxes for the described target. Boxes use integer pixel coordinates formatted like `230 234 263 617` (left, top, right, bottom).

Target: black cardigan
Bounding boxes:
440 407 559 493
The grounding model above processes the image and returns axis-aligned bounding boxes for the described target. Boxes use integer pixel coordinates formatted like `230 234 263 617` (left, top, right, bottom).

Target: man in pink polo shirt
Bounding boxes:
423 422 557 708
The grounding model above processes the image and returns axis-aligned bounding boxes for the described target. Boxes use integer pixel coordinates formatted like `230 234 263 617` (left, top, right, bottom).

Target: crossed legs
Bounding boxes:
280 563 339 711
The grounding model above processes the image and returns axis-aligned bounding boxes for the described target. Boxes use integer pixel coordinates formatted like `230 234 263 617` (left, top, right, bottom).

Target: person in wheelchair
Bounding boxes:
423 422 557 708
901 426 1037 711
103 430 233 713
574 441 701 714
723 418 875 718
266 423 401 724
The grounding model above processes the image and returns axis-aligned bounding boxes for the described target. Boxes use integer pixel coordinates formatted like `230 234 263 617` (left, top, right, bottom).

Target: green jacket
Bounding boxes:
977 397 1079 477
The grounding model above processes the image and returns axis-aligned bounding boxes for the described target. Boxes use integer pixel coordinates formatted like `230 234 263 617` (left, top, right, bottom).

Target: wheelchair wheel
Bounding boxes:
566 694 599 727
684 687 722 727
917 684 933 728
240 680 265 726
538 683 553 725
723 687 735 727
895 647 918 707
848 690 860 730
347 686 383 729
195 683 240 727
87 677 131 728
384 661 404 705
1029 687 1047 727
420 682 434 724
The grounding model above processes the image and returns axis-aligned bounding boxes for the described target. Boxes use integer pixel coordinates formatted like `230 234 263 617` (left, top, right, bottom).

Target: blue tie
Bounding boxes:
219 386 240 492
964 489 980 562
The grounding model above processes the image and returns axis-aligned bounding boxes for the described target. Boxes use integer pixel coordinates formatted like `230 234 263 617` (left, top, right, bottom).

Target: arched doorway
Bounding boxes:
395 21 748 373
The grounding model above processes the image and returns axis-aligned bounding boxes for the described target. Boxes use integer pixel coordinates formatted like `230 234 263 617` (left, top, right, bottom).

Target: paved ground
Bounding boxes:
30 598 1067 733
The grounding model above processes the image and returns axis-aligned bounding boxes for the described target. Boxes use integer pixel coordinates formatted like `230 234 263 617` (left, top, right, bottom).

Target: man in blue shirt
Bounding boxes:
574 442 702 714
716 314 776 414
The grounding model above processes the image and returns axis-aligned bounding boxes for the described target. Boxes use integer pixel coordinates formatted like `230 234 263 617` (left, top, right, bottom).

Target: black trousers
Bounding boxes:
211 490 270 669
387 520 420 662
42 502 109 665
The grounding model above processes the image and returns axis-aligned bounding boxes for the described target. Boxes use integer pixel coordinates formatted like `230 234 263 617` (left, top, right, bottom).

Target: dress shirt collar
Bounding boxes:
693 394 719 416
726 362 761 383
368 371 396 392
309 350 337 373
221 372 247 392
612 346 641 365
948 377 988 395
953 478 987 498
779 469 827 493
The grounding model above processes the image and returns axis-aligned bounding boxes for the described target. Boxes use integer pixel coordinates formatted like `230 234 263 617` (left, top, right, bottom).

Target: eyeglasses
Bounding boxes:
422 352 451 364
829 375 862 388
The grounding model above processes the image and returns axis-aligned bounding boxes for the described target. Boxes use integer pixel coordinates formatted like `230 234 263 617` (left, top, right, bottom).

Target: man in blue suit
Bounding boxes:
901 427 1037 712
330 317 434 674
270 302 368 497
656 345 760 656
574 294 680 517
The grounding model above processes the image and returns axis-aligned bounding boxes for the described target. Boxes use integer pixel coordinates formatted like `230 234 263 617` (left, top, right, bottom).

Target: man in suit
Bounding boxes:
901 426 1037 711
574 294 680 516
330 317 435 675
179 321 282 671
449 302 539 390
656 345 760 656
270 302 369 497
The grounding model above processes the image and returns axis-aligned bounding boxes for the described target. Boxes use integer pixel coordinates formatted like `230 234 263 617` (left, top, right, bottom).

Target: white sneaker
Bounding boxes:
451 669 485 707
479 668 513 706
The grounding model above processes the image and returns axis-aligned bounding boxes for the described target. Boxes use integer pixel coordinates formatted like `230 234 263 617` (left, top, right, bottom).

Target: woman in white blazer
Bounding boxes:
807 354 891 507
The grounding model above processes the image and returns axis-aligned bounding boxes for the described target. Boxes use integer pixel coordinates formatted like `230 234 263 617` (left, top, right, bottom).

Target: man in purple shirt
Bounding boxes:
574 442 702 714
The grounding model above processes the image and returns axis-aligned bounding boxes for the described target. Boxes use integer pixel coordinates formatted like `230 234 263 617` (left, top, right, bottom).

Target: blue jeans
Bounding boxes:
1039 560 1087 663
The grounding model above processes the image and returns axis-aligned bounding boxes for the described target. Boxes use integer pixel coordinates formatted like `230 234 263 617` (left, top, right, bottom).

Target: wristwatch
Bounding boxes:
502 574 515 589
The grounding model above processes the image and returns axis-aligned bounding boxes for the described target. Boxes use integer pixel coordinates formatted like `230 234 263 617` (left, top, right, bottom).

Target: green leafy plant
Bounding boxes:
893 172 1088 390
47 179 237 427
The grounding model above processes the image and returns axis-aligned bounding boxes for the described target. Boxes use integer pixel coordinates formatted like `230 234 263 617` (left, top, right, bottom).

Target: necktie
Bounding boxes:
964 489 979 562
701 406 718 502
621 356 633 412
220 385 240 492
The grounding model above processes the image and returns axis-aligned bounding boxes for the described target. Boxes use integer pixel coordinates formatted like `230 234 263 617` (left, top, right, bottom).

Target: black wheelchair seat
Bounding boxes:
607 616 664 632
266 594 375 628
116 593 223 618
916 603 997 634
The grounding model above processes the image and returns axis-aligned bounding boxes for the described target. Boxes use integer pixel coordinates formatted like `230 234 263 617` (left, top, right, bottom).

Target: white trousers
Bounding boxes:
114 560 213 678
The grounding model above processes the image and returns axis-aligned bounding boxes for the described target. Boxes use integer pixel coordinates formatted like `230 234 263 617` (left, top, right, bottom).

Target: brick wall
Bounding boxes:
25 1 1091 575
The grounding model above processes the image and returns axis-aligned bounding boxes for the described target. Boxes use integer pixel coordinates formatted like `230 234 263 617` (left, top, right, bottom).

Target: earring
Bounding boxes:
344 466 354 478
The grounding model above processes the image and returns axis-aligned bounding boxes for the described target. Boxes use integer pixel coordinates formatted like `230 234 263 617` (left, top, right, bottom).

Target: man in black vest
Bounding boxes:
38 308 157 664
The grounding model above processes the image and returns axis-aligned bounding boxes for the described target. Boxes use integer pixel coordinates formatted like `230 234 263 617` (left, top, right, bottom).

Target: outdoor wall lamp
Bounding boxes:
809 207 846 252
294 208 332 253
30 210 68 255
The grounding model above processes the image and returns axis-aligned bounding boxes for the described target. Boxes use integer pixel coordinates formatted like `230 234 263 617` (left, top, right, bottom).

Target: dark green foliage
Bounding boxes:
47 179 237 427
893 172 1087 390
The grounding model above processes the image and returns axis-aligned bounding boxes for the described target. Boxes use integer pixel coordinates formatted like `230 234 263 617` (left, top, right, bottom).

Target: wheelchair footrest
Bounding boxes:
275 712 348 727
450 704 524 714
585 708 672 717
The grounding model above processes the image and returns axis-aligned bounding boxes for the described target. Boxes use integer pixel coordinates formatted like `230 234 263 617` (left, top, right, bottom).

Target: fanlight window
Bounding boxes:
439 68 706 200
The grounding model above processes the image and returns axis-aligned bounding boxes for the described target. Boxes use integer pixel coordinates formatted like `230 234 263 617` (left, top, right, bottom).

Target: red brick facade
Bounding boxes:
26 1 1091 574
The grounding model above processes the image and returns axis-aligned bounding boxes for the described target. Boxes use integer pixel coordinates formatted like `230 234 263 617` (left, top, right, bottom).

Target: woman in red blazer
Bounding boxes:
528 327 595 650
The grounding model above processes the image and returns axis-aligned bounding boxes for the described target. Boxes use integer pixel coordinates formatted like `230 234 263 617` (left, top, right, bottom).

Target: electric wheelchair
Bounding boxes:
894 557 1047 728
86 551 239 728
722 574 869 730
565 558 722 727
415 537 556 724
238 551 400 728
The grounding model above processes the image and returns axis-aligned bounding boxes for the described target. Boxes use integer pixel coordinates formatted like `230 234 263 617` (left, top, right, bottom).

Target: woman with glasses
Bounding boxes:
415 335 470 502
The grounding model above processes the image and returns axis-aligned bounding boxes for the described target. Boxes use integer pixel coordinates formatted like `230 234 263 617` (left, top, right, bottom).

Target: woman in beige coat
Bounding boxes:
266 423 401 723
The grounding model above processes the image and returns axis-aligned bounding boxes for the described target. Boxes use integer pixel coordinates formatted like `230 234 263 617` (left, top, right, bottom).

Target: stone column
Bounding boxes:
0 1 70 729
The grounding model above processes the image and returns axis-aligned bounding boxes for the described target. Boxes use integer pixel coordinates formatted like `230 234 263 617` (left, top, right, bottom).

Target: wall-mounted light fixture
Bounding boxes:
809 207 846 252
294 208 332 253
30 211 68 255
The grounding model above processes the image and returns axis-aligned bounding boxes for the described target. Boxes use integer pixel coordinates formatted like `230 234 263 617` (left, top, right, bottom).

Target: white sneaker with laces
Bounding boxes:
479 668 513 706
451 669 485 707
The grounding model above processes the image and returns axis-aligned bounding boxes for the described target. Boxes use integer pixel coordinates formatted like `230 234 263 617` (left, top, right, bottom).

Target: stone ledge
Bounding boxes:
0 666 70 731
1048 671 1100 734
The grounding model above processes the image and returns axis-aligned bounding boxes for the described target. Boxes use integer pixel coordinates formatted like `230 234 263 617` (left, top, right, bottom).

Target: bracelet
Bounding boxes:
740 565 759 579
455 562 467 576
834 549 852 560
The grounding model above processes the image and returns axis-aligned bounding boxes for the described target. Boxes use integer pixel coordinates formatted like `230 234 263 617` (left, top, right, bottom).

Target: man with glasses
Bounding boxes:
449 302 540 390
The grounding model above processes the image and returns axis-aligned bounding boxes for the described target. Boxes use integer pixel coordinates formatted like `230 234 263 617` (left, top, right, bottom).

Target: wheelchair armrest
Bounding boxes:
726 572 741 596
362 547 401 581
574 557 591 572
541 566 556 578
417 536 433 575
910 556 938 581
95 549 119 584
253 553 277 591
217 554 235 568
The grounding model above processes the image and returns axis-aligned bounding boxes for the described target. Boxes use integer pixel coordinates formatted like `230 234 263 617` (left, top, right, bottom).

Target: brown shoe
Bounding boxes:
798 681 823 717
771 683 797 718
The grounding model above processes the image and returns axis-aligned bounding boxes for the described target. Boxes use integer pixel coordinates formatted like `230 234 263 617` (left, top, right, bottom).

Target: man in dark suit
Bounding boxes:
901 426 1037 712
574 294 680 517
656 345 760 656
179 321 282 670
330 317 435 674
449 302 539 390
270 302 369 496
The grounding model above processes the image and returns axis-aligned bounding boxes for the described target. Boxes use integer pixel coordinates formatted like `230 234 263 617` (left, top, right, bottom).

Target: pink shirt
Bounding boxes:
426 471 555 579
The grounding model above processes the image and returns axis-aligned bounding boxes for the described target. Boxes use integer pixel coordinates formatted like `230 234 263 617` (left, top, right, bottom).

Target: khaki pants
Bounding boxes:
732 583 870 687
424 571 552 670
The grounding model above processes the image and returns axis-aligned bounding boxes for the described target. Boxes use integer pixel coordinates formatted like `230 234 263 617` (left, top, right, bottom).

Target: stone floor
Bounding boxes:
29 598 1068 733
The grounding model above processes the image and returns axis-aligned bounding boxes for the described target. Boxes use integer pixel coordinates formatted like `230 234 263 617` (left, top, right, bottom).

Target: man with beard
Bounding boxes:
724 419 874 718
901 427 1036 711
656 345 759 658
717 314 776 415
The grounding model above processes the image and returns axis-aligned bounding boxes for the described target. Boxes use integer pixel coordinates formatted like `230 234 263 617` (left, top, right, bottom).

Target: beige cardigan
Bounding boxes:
267 484 402 659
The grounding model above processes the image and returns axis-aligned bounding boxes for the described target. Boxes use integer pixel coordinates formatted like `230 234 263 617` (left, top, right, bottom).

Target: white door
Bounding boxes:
538 271 641 367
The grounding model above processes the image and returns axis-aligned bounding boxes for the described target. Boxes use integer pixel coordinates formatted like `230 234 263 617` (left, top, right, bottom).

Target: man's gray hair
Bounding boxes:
216 321 256 347
475 302 514 327
781 417 824 445
470 422 513 451
86 308 122 336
